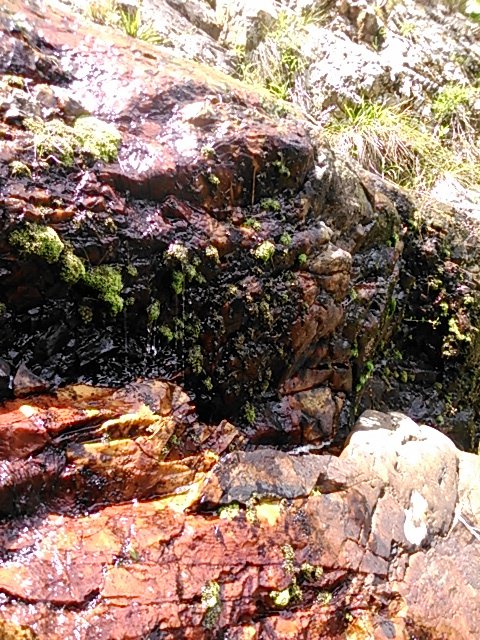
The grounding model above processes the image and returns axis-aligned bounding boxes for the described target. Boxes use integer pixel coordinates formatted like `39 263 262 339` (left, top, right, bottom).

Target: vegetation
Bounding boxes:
118 4 164 43
252 240 275 262
87 0 164 44
60 251 86 284
325 98 480 191
9 161 31 178
201 580 222 629
235 8 325 102
25 115 121 167
9 223 64 263
82 265 124 315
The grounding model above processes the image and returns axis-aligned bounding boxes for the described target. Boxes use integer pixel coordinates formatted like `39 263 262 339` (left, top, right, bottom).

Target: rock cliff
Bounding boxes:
1 0 480 637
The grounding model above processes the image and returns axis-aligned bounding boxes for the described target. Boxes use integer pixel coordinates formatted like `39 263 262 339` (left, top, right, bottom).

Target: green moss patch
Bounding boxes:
82 265 124 315
61 251 86 284
25 115 121 167
9 223 64 263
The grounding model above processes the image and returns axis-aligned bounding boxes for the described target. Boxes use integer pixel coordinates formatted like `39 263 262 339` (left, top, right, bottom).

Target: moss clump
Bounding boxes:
159 325 174 341
252 240 275 262
73 116 122 163
9 223 64 263
82 265 124 315
166 242 189 264
244 401 256 425
243 218 262 231
172 270 185 295
208 173 220 185
260 197 281 212
126 264 138 277
147 299 161 325
188 344 203 374
61 251 86 284
270 587 291 608
205 245 220 263
25 115 121 167
9 161 31 178
79 305 93 323
218 502 240 520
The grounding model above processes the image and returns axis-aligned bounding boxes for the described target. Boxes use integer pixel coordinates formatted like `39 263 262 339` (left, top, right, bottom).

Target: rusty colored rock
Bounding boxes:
0 402 477 638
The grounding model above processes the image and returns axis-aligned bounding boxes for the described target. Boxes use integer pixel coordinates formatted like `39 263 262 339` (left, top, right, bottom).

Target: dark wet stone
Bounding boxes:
13 363 49 398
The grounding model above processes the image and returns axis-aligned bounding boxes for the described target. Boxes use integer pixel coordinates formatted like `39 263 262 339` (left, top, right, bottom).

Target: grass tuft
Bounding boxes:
325 97 480 191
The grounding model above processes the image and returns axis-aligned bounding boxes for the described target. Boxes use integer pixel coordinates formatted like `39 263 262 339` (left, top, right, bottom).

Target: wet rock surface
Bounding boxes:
0 386 479 639
0 0 407 446
1 1 480 637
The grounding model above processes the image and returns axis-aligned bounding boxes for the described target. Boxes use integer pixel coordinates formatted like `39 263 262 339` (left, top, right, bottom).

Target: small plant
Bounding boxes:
86 0 117 25
159 325 173 341
243 218 262 231
188 345 203 374
126 264 138 277
399 20 417 39
244 402 256 425
260 197 281 212
78 305 93 323
208 173 220 186
118 5 164 44
300 563 323 581
205 245 220 263
273 159 290 177
270 587 292 608
298 253 308 266
218 502 240 520
316 591 332 605
171 270 185 295
147 300 161 325
166 242 188 264
280 232 292 246
252 240 275 262
201 145 216 158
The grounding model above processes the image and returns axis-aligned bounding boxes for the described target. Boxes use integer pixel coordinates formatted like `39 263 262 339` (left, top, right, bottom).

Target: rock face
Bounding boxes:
0 384 478 639
1 2 480 635
0 0 407 447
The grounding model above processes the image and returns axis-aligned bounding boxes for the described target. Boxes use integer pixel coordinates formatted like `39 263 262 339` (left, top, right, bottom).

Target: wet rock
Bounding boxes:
0 380 232 513
0 0 409 445
0 358 11 398
13 364 49 398
0 405 477 638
